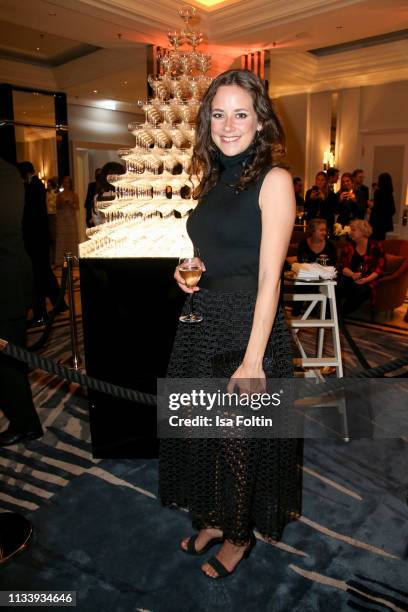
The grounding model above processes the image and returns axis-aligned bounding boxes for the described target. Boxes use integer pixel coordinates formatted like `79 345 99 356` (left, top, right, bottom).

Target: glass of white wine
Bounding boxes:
178 249 203 323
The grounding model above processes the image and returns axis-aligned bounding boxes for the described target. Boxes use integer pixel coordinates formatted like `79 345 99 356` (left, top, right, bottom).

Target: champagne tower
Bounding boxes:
79 6 212 259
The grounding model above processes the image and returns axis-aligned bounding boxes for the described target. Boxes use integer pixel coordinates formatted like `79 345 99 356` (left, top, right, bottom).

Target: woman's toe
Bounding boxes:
181 538 189 551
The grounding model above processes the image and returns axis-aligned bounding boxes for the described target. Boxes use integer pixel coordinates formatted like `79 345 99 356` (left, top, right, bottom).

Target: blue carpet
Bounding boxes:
2 435 408 611
2 323 408 610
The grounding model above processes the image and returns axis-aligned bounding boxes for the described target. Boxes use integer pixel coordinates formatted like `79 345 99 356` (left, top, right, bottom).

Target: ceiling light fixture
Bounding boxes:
92 89 98 94
99 100 117 110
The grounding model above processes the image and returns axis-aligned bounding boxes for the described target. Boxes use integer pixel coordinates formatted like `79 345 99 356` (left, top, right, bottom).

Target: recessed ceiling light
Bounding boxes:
36 47 40 51
92 89 98 94
122 81 128 85
336 25 344 30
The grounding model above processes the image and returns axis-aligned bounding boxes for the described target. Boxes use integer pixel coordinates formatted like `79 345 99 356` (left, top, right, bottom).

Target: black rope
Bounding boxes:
0 340 156 406
339 316 372 370
1 339 408 407
28 264 69 352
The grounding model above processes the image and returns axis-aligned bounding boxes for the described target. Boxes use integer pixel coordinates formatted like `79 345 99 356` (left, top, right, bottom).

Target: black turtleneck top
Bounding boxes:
187 147 269 281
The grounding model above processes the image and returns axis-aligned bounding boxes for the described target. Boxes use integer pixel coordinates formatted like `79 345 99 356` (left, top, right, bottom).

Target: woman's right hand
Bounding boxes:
351 271 362 281
174 258 206 294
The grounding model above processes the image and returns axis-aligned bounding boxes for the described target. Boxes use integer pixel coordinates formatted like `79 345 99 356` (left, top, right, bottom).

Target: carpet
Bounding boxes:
1 322 408 611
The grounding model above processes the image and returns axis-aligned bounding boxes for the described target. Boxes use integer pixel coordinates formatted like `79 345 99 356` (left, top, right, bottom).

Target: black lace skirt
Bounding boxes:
159 289 303 545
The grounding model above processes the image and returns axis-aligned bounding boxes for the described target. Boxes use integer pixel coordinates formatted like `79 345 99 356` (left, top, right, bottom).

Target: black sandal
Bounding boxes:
180 533 224 556
201 532 256 579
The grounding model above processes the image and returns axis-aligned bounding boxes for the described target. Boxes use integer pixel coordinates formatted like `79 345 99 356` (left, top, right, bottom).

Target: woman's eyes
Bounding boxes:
211 113 248 119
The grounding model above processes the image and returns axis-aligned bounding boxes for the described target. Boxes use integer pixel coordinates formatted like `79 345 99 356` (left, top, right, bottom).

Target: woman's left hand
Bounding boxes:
227 362 266 395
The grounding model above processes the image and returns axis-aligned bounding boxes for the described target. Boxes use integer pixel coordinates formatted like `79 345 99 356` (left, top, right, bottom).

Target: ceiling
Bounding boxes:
0 0 406 112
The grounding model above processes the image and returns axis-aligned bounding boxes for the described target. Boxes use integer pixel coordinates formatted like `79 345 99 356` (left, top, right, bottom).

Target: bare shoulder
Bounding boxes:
259 167 295 211
262 166 293 188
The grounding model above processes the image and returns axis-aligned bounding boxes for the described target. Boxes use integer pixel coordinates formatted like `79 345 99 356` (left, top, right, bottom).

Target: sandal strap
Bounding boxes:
187 534 199 554
206 555 231 578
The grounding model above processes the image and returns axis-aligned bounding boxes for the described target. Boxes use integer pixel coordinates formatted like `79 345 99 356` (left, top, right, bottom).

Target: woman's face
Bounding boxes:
314 223 327 241
210 85 261 156
350 224 363 241
63 178 71 191
316 174 327 190
342 176 353 191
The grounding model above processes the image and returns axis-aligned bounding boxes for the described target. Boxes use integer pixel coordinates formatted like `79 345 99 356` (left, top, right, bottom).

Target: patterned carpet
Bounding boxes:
1 315 408 611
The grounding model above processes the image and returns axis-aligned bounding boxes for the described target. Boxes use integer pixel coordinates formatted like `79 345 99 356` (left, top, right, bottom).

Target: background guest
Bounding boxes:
327 167 339 192
304 171 337 231
369 172 396 241
55 176 79 266
93 162 125 226
336 219 385 316
336 172 366 226
352 168 369 208
0 158 43 446
293 218 337 316
297 218 337 265
352 168 370 221
46 176 59 266
18 161 62 325
84 168 101 228
293 176 305 208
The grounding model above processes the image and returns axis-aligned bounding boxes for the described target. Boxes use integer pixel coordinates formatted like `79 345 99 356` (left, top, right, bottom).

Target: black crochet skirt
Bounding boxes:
159 289 303 545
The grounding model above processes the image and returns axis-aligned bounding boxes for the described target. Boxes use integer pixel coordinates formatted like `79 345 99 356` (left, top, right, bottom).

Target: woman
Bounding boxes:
293 219 337 317
55 176 79 266
336 172 366 226
369 172 396 241
337 219 385 316
297 218 337 265
304 171 337 230
46 177 59 266
159 70 302 579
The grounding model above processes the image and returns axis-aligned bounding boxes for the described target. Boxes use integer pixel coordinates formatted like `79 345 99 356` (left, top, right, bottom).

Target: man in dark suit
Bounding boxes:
84 168 102 227
0 158 43 446
352 168 369 214
18 161 63 325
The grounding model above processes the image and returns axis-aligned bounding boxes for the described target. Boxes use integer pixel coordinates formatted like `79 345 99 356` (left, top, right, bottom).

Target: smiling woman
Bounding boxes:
159 69 302 581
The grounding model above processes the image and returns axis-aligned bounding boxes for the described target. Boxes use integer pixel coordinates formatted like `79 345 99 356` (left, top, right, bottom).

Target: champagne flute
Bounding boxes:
178 249 204 323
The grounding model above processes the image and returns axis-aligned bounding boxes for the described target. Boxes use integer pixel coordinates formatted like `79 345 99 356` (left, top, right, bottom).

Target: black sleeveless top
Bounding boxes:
187 147 269 282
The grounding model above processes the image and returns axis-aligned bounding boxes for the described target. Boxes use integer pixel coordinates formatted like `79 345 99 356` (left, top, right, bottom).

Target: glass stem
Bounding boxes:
189 292 194 318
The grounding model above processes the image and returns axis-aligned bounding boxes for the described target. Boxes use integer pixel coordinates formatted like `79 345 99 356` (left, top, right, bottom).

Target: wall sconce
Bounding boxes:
323 149 335 171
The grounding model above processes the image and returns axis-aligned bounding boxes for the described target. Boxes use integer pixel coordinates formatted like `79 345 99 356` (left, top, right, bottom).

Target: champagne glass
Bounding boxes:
357 262 365 277
178 248 204 323
316 254 329 266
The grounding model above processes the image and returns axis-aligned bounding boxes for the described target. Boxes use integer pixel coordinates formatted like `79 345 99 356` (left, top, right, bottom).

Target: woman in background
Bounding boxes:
55 176 79 266
304 171 337 231
46 177 59 266
337 219 385 316
369 172 396 241
336 172 366 226
297 218 337 265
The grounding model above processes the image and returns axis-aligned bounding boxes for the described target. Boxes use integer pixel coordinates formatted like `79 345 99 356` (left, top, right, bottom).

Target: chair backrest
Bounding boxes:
382 239 408 257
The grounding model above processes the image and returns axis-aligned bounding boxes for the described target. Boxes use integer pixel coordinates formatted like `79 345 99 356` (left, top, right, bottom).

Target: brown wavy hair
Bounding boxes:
191 69 285 198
